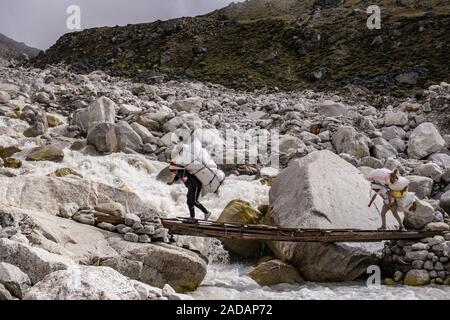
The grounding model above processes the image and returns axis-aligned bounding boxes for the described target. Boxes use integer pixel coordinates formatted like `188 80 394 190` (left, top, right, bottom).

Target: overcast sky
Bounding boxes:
0 0 243 50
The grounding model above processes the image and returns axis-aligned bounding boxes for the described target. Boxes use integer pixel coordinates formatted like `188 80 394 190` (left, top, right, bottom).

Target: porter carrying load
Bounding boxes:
170 136 225 196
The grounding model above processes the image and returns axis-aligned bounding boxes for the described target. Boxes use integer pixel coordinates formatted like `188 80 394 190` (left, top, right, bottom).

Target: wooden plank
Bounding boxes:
161 218 447 243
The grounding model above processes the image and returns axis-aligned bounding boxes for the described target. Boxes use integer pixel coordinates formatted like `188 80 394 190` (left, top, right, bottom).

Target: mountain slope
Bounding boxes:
0 33 41 61
33 0 450 95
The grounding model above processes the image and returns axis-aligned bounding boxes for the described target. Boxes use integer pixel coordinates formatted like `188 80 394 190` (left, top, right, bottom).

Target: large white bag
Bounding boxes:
171 138 225 196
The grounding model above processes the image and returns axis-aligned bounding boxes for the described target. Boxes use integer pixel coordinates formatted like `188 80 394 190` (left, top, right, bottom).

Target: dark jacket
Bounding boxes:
173 169 201 189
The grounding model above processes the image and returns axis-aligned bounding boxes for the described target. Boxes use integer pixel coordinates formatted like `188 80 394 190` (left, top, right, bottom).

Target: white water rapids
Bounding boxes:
2 117 450 300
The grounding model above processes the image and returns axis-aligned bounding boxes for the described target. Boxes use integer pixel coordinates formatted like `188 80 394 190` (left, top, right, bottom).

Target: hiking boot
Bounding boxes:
204 211 212 221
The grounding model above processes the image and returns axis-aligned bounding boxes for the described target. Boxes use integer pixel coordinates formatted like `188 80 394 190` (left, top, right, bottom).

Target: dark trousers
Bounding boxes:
187 180 208 218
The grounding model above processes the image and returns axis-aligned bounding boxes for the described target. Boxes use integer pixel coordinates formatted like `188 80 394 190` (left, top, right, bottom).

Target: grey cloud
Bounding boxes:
0 0 242 50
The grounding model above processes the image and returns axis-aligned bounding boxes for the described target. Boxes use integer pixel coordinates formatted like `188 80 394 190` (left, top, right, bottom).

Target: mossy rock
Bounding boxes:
4 157 22 168
248 259 304 286
254 255 274 267
49 167 83 178
404 270 430 286
70 140 86 151
383 278 395 285
260 176 275 186
0 146 22 160
46 114 62 127
26 145 64 162
444 277 450 285
217 199 263 258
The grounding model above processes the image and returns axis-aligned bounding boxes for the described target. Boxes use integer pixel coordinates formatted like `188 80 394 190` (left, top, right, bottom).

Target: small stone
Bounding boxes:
412 260 424 269
161 283 183 300
429 270 438 278
405 250 428 261
132 221 144 231
114 224 127 233
96 222 116 232
123 232 139 242
58 203 79 219
445 277 450 285
424 222 450 232
426 236 444 246
152 228 169 242
141 225 155 235
138 234 151 243
440 257 448 263
435 262 444 271
4 158 22 169
424 260 434 270
72 213 95 225
435 278 444 284
437 271 446 280
95 202 126 218
118 226 133 235
383 278 395 285
124 214 140 227
393 271 403 282
411 242 429 251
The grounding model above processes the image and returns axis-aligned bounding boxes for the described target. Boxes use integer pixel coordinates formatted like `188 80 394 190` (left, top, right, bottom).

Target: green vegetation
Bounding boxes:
33 0 450 95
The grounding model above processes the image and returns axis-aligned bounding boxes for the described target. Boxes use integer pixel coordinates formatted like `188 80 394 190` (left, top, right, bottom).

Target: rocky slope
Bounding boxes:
0 33 40 62
0 61 450 299
32 0 450 95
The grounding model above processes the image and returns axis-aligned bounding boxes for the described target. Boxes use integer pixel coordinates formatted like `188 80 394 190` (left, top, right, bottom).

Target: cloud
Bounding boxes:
0 0 243 50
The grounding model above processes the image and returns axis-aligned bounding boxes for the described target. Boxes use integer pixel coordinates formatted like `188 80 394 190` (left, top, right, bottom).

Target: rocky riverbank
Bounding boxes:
1 61 450 299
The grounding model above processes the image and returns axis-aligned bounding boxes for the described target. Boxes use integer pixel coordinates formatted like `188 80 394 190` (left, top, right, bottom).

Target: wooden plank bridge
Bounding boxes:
160 217 449 243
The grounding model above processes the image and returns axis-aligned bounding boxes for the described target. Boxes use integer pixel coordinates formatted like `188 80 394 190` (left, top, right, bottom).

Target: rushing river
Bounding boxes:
4 122 450 300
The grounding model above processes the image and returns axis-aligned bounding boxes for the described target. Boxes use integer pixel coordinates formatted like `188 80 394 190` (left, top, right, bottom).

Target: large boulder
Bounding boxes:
102 238 207 293
315 100 348 117
439 190 450 215
26 145 64 162
87 97 117 129
71 97 116 133
248 259 304 286
404 269 430 286
0 238 75 284
0 262 31 298
278 134 306 155
268 150 391 281
171 97 203 112
384 112 408 126
332 126 370 158
405 175 433 199
113 121 143 152
87 122 143 153
23 266 143 300
23 109 48 137
0 90 11 104
408 123 446 159
217 200 263 258
0 283 14 300
403 199 435 230
413 163 443 182
87 122 117 153
0 176 153 216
